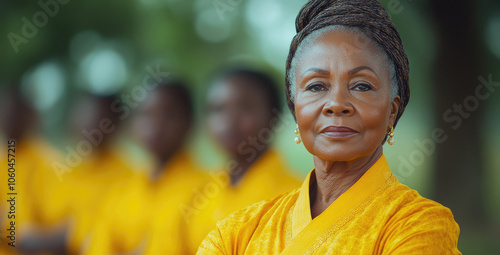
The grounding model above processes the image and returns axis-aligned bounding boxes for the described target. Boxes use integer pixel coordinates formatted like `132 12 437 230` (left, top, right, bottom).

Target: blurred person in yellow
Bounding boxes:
197 0 461 254
85 80 208 254
14 92 136 254
62 93 137 254
174 68 301 254
0 86 64 254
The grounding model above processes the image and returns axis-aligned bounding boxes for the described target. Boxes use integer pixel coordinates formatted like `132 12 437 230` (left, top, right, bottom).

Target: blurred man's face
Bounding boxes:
73 98 111 134
133 89 191 160
207 76 273 157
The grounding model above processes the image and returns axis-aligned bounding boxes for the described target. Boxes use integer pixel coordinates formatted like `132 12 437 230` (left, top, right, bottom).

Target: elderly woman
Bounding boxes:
197 0 461 254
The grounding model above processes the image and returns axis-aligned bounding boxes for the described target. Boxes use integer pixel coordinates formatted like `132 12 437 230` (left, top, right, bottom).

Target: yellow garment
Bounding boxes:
198 154 461 255
86 151 208 255
0 136 63 253
179 150 301 254
63 148 136 254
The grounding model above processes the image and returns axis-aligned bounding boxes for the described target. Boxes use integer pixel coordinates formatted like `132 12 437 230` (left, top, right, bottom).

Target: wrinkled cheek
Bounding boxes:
360 106 390 143
295 101 322 148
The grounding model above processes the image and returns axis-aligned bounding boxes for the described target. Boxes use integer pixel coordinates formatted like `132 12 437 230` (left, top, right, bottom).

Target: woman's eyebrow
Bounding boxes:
303 67 330 76
348 66 377 77
302 66 378 77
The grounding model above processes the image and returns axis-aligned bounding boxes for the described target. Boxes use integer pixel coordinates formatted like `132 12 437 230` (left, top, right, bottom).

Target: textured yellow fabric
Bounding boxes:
181 150 301 254
198 154 461 255
85 151 208 255
64 148 137 254
0 136 63 254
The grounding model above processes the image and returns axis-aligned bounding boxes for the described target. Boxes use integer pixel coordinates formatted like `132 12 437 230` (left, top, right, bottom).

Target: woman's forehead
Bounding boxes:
295 30 387 77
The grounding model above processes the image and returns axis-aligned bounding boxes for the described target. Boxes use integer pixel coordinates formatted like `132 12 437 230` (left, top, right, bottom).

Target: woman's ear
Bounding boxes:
389 95 401 127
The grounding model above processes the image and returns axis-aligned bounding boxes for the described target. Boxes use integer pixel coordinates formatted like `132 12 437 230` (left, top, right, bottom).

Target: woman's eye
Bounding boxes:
352 82 373 91
306 83 327 92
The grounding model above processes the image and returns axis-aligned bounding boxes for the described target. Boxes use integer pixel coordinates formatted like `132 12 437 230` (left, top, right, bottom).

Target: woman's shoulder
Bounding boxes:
386 178 456 218
378 177 461 254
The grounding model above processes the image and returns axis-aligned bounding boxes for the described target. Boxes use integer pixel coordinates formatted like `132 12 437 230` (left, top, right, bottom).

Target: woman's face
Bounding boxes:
207 76 273 157
293 30 400 162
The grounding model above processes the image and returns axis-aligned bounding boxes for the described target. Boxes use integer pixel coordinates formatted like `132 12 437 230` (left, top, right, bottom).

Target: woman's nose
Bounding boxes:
321 89 354 116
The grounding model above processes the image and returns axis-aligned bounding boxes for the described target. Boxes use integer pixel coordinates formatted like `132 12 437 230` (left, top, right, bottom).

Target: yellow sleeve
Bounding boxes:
31 152 72 225
84 174 147 255
197 227 227 255
81 180 125 255
83 217 113 255
82 185 123 255
146 172 211 255
144 211 188 255
382 204 461 254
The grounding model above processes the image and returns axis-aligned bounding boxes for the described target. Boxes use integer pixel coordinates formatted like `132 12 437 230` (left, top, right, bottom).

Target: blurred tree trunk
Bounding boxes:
430 1 486 228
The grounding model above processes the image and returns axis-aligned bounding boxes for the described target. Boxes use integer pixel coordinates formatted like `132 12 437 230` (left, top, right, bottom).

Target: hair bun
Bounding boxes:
295 0 392 33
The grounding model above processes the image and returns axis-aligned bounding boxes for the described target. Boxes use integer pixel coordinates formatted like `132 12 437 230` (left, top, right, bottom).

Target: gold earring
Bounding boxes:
294 124 301 144
387 126 395 145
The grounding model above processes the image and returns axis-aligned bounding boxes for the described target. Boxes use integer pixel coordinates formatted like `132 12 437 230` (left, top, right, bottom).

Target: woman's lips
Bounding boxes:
320 126 357 138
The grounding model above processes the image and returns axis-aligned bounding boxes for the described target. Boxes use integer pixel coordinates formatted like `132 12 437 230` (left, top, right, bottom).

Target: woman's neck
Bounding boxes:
310 146 383 218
